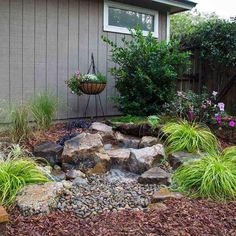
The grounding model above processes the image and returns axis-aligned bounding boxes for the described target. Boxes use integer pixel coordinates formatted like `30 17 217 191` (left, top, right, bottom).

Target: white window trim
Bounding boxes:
166 11 170 43
104 0 159 38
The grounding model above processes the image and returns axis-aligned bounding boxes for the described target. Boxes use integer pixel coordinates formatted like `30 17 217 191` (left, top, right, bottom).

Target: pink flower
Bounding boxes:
218 102 225 112
229 121 235 127
75 70 80 77
177 91 183 97
216 115 222 125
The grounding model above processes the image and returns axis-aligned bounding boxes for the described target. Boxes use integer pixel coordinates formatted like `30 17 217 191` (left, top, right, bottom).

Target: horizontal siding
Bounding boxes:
0 0 168 119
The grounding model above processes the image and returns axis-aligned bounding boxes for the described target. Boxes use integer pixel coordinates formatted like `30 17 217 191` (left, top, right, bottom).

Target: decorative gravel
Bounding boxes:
57 171 160 219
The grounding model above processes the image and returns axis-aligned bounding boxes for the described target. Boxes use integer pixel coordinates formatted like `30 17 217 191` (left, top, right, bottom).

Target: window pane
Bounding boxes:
108 7 154 32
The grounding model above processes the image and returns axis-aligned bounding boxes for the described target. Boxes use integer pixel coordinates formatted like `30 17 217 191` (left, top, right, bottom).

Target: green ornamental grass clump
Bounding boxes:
172 149 236 201
0 157 49 206
162 120 218 153
31 93 57 130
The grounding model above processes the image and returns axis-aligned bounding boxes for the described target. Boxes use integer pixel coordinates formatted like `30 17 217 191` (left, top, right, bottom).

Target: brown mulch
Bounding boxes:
6 198 236 236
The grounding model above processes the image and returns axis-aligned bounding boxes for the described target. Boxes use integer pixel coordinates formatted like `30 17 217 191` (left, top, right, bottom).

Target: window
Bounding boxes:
104 1 159 37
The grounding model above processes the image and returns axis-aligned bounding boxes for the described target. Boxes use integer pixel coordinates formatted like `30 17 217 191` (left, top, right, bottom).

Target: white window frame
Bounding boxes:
104 0 159 38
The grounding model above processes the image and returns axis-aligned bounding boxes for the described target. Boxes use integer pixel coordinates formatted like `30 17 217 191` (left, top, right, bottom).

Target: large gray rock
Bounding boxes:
66 169 86 180
15 182 64 216
33 141 63 166
139 136 159 148
106 148 131 168
127 144 165 174
168 151 201 170
51 169 66 181
90 122 114 140
61 133 111 174
115 132 140 148
138 167 170 185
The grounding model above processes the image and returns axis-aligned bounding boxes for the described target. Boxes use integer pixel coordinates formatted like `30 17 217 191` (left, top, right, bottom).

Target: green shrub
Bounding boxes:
162 120 218 153
172 153 236 201
0 157 49 206
223 146 236 160
102 28 191 116
31 93 57 130
9 104 30 142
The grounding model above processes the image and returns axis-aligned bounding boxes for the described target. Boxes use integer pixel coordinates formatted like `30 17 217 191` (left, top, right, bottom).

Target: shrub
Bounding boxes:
161 120 218 153
31 93 57 130
0 157 49 206
110 115 146 124
9 104 31 142
148 115 160 130
102 28 191 116
172 152 236 201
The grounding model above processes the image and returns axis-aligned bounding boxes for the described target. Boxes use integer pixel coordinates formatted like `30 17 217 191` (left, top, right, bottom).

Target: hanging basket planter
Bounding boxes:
80 82 106 95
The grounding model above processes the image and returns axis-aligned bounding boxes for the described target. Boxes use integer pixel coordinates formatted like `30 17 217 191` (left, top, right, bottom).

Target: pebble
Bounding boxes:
57 173 159 219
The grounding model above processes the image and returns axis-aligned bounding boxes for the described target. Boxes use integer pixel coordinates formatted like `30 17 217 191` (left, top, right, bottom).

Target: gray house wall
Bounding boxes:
0 0 168 119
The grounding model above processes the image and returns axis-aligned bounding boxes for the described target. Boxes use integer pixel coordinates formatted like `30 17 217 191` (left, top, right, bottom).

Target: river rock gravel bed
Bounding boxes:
57 172 160 218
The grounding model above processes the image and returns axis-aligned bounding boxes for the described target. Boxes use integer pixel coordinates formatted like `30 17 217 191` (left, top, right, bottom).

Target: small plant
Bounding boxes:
148 115 160 130
110 115 146 124
66 70 107 95
0 157 49 206
162 120 218 153
31 93 57 130
172 152 236 201
9 104 31 142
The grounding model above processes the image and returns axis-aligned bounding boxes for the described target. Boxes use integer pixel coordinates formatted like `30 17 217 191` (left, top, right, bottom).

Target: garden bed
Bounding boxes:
6 198 236 236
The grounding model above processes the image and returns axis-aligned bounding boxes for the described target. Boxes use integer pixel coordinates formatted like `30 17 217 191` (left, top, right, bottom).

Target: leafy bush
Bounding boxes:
172 152 236 201
9 104 31 142
161 120 218 153
31 93 57 130
102 28 191 116
0 157 49 206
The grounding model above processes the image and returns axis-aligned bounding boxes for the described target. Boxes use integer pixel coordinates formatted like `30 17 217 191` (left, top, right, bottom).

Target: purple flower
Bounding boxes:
75 70 80 77
188 111 194 122
216 115 222 125
218 102 225 112
229 121 235 127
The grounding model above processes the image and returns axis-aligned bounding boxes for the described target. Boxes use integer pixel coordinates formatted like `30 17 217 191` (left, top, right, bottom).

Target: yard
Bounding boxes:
0 1 236 235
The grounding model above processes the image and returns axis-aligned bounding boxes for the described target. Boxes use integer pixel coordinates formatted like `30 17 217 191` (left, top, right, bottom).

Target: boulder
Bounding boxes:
151 188 183 203
115 132 140 148
127 144 165 174
147 203 168 211
106 148 131 168
73 176 88 186
0 206 8 236
15 182 64 216
139 136 159 148
61 133 111 174
168 151 201 170
66 169 86 180
33 141 63 166
138 167 171 185
90 122 115 140
51 169 66 181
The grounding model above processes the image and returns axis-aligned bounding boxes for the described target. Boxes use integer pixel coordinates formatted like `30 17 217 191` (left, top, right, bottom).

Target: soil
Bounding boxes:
6 198 236 236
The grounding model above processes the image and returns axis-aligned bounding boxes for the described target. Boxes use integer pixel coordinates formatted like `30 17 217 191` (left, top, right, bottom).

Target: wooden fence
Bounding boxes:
177 52 236 115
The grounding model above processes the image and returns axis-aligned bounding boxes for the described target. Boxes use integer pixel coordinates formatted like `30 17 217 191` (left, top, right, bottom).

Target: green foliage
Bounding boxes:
171 10 219 39
148 115 160 130
161 120 218 153
0 157 49 206
172 152 236 201
9 104 31 142
110 115 146 124
102 28 191 116
223 146 236 160
31 93 57 130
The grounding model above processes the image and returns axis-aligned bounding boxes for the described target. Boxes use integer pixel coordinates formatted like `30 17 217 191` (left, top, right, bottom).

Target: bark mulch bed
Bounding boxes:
6 198 236 236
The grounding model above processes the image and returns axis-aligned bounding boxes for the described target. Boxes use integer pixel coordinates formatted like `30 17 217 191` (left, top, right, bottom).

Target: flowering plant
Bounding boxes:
66 70 107 96
163 90 219 123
